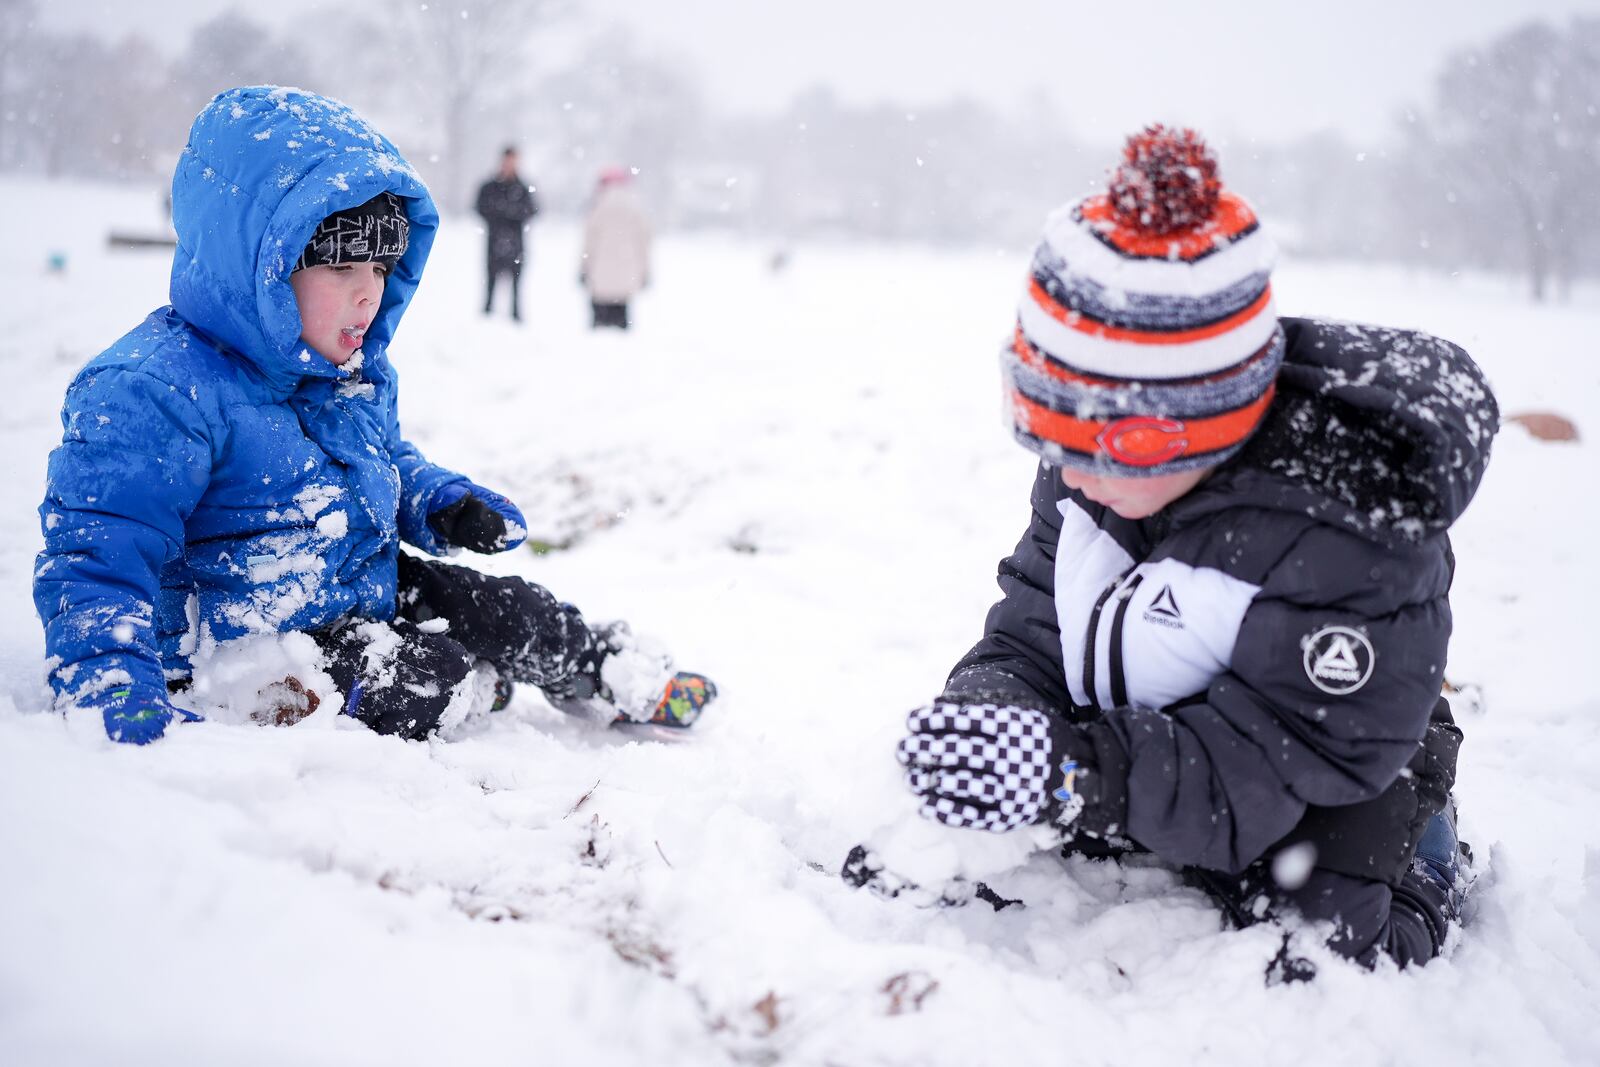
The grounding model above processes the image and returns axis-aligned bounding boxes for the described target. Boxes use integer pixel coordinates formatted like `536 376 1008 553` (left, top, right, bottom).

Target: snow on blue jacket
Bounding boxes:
34 86 470 714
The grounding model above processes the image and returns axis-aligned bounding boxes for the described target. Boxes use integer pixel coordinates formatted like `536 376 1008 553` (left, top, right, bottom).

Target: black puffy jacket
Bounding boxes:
946 317 1499 884
475 175 539 270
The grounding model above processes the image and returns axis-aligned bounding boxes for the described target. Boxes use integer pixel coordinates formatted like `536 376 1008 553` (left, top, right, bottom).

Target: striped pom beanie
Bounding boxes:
1002 125 1283 476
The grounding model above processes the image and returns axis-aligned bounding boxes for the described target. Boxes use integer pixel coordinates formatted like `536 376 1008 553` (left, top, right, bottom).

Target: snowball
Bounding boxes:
1271 842 1318 890
600 634 675 722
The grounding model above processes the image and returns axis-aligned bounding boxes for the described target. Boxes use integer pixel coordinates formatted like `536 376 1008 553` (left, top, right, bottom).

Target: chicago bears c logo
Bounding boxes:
1096 416 1189 466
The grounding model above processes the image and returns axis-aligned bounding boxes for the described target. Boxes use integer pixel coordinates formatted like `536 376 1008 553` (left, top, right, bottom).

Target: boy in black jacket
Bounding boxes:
869 127 1497 970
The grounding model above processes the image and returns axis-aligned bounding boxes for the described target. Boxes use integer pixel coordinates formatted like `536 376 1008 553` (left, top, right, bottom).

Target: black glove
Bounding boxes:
427 491 522 554
427 493 505 553
896 699 1094 833
840 844 1021 911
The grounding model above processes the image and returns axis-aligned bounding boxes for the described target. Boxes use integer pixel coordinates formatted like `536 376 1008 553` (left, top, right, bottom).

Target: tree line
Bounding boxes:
1 0 1595 300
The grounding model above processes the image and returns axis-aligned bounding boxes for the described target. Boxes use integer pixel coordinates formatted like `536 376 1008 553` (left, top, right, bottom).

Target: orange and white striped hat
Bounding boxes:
1002 125 1283 475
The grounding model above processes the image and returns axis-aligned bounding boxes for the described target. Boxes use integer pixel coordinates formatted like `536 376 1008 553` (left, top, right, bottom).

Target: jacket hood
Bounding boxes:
1180 316 1500 544
168 85 438 393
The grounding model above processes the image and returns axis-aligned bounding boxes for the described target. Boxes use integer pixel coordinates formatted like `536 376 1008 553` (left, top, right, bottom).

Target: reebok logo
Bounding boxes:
1302 625 1376 695
1143 584 1185 630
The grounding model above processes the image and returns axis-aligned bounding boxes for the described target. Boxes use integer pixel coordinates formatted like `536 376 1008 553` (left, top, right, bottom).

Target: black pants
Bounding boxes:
1185 859 1453 970
314 554 599 739
590 300 629 329
485 260 523 319
1064 833 1453 970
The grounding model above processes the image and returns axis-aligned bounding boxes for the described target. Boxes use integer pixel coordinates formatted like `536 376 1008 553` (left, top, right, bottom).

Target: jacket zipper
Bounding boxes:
1108 572 1145 708
1083 566 1137 710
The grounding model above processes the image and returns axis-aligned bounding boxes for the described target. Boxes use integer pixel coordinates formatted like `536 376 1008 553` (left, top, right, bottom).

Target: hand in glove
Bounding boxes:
427 481 527 554
896 700 1091 833
93 685 202 745
841 842 1022 911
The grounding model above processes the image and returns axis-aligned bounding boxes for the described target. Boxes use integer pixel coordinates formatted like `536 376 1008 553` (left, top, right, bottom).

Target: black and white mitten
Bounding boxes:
896 700 1092 833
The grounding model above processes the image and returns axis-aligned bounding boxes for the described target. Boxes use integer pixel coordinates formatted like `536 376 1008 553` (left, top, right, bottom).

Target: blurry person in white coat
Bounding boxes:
580 166 651 330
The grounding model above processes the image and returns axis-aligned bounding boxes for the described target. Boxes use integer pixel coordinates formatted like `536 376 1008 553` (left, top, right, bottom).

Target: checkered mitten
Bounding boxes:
896 700 1089 833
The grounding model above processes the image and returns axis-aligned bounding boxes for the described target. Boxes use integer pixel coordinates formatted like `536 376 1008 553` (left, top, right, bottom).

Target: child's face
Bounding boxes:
289 262 388 366
1059 465 1212 520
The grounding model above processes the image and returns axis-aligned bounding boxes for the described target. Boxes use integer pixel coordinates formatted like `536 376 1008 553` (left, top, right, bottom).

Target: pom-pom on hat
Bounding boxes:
1002 125 1284 476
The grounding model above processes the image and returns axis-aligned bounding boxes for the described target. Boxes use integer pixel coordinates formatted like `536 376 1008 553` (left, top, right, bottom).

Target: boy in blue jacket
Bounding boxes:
854 127 1497 972
34 86 712 745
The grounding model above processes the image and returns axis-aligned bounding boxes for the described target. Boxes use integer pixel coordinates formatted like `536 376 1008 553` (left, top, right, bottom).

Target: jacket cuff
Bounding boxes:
940 668 1053 710
400 476 469 555
1061 721 1131 840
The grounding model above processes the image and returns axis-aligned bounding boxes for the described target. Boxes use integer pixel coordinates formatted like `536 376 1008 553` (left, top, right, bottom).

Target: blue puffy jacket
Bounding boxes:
34 86 471 724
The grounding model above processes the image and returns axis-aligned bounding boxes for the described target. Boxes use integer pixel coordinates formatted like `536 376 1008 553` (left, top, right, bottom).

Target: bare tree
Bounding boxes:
16 31 110 177
535 28 707 216
0 0 34 169
701 87 1092 246
1416 19 1600 300
171 10 314 120
349 0 560 212
5 11 288 182
99 34 184 179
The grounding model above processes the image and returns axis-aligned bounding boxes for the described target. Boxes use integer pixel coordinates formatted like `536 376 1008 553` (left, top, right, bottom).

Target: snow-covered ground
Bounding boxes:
0 177 1595 1065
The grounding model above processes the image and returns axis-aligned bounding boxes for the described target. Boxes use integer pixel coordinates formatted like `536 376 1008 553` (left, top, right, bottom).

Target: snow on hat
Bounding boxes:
1001 125 1283 476
295 191 410 272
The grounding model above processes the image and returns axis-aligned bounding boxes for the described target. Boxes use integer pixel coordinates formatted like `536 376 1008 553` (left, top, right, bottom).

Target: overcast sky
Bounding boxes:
41 0 1600 142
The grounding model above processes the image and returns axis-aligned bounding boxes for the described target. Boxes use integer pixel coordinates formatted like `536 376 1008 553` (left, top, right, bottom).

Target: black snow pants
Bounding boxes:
485 257 524 320
590 300 629 329
1185 854 1456 971
1059 833 1456 972
1064 700 1462 972
314 553 601 739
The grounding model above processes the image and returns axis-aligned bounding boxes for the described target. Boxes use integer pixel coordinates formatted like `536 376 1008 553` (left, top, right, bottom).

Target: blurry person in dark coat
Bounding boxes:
475 146 540 322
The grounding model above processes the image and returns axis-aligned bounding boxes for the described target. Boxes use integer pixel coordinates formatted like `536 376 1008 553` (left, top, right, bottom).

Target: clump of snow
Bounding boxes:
866 806 1058 888
600 631 674 721
294 483 343 519
434 661 500 736
177 630 340 726
351 620 402 692
1272 841 1318 889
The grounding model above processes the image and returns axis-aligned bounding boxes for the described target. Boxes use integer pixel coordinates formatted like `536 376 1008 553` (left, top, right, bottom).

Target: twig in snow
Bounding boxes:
752 991 782 1034
655 840 675 869
582 813 610 868
882 971 939 1015
566 778 602 818
606 926 676 978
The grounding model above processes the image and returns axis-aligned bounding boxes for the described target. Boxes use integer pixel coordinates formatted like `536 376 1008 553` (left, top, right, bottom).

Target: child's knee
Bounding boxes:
1278 869 1392 962
393 554 600 694
317 620 475 740
1190 863 1399 967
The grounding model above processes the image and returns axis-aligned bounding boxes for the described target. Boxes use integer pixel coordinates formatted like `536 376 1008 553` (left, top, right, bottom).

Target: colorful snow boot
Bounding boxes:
630 671 717 729
544 621 717 731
